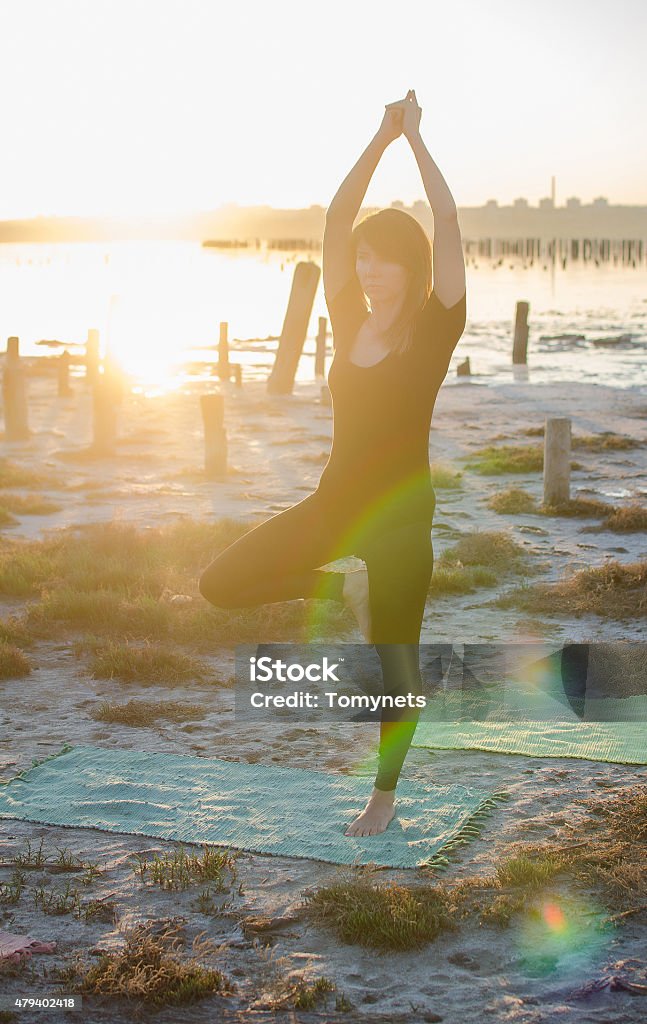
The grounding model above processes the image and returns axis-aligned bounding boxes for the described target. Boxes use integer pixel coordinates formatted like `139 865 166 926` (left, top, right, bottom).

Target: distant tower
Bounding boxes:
551 175 556 206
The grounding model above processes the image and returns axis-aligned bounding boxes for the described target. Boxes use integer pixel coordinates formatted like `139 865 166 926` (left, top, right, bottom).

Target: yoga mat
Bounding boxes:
0 744 509 870
413 685 647 764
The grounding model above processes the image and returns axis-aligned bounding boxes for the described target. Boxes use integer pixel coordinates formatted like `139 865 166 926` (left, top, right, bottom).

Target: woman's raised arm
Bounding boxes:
323 102 405 302
402 91 466 309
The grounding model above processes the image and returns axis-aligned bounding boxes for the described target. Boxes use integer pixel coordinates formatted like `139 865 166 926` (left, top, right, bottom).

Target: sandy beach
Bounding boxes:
0 365 645 1022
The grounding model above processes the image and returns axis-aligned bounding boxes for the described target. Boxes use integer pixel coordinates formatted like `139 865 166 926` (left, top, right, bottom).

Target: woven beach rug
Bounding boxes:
0 744 509 870
412 643 647 764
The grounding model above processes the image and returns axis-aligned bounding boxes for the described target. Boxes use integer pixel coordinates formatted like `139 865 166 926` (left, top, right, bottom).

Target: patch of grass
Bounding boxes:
53 919 233 1007
428 530 536 594
439 529 534 574
0 518 343 646
0 493 62 515
26 589 172 636
462 444 545 474
303 874 456 950
478 892 529 926
32 880 82 916
487 487 539 514
495 852 567 889
91 698 205 726
572 432 642 451
522 427 642 451
0 458 60 489
0 518 252 599
582 502 647 533
81 638 211 685
463 443 584 475
10 838 47 868
494 558 647 620
0 867 27 905
486 785 647 919
429 462 464 489
293 976 336 1009
26 587 325 647
0 639 31 679
540 497 613 517
0 508 18 527
0 615 32 648
130 844 239 892
429 563 498 594
4 840 105 888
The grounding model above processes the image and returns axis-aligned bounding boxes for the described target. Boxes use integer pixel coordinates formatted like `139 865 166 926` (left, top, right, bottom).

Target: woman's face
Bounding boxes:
355 241 409 304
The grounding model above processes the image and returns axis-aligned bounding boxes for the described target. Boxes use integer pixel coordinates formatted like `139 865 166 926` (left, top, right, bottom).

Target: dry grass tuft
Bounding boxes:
495 558 647 620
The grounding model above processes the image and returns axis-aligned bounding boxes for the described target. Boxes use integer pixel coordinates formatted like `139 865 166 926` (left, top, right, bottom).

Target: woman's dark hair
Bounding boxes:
351 207 432 355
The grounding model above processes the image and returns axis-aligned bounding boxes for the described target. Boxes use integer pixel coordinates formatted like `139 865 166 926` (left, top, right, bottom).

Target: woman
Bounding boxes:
199 90 466 837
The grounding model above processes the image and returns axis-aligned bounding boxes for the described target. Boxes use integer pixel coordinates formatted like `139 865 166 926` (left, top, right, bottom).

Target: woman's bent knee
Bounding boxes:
198 565 238 609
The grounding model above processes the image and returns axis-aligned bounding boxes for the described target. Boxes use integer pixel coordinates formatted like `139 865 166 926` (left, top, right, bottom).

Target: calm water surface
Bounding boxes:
0 240 645 392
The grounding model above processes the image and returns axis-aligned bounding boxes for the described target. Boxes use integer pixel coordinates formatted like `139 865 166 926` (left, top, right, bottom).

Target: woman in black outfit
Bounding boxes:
199 90 467 837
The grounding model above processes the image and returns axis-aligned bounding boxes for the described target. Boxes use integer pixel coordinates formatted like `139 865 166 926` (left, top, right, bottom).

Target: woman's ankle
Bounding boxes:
371 785 396 802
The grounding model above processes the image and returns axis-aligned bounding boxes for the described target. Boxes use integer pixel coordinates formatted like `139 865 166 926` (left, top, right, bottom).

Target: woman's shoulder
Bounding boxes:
411 288 467 361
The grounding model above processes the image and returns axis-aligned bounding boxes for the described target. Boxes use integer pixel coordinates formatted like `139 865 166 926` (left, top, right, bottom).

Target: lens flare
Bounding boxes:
515 894 613 978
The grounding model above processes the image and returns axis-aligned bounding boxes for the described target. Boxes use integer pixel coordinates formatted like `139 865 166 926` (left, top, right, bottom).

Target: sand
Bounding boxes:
1 366 646 1022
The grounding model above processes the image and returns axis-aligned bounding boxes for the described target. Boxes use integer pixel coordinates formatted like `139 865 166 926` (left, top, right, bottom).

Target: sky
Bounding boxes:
0 0 645 219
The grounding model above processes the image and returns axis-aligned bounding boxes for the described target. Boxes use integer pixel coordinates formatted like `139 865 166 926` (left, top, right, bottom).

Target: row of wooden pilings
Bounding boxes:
2 260 547 483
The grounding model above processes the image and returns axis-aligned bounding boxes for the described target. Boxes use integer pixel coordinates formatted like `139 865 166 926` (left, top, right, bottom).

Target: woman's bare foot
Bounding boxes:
345 787 396 837
342 568 372 643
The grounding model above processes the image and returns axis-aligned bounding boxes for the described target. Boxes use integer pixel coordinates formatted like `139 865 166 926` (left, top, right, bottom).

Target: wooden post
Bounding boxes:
512 301 529 364
104 347 125 407
85 328 100 385
267 261 320 395
6 336 20 364
2 336 30 440
319 383 332 407
92 371 119 455
457 356 471 376
543 418 571 505
315 317 327 377
218 322 230 380
200 393 228 478
57 350 73 396
233 363 242 386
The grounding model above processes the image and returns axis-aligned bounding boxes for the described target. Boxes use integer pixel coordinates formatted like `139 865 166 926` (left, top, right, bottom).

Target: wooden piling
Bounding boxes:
218 322 230 380
85 328 100 385
320 383 332 407
2 336 30 440
512 301 529 364
457 356 471 376
267 261 320 395
57 350 73 396
200 393 228 478
6 336 20 364
543 417 571 504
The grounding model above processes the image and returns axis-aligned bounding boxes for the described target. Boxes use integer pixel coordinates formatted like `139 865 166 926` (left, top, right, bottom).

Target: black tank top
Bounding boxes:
315 275 466 527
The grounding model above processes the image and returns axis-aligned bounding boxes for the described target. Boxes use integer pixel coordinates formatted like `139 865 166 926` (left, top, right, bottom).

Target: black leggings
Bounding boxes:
198 491 434 791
